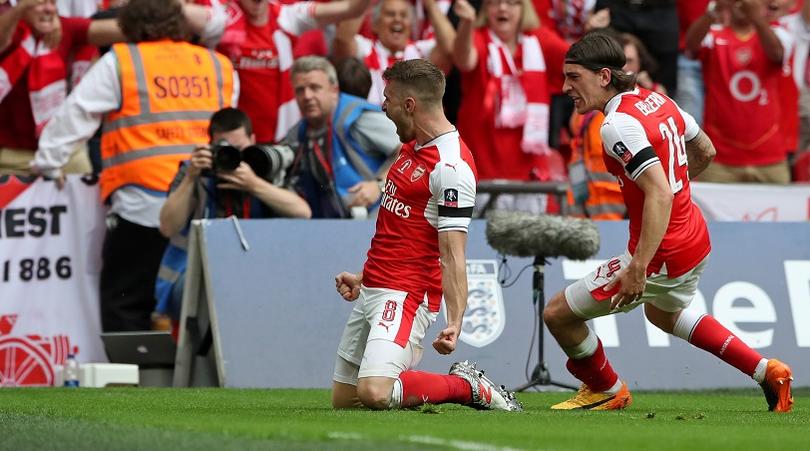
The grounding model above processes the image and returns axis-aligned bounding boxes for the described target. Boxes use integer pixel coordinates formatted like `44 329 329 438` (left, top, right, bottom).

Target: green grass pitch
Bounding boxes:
1 388 807 450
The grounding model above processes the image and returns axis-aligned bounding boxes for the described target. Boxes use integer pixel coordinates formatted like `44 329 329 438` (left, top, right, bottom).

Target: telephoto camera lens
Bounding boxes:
242 144 295 183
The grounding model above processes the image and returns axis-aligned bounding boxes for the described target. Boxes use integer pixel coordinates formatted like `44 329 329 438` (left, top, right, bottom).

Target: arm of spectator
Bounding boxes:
0 0 39 53
685 130 716 178
741 0 783 63
333 16 364 62
452 0 478 72
584 7 610 31
684 1 720 57
538 27 570 95
86 18 125 46
217 162 313 218
182 0 226 47
432 230 467 355
425 0 455 58
313 0 373 28
159 158 205 238
32 51 120 179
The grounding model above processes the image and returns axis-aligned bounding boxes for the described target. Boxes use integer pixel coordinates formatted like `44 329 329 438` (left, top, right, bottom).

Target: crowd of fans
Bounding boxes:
1 0 809 332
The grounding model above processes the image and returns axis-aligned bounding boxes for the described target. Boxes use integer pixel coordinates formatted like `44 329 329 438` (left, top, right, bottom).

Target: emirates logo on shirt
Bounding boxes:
380 180 412 218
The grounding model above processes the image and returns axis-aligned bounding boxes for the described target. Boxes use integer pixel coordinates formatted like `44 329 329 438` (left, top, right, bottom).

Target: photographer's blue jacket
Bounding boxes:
295 93 388 218
154 171 266 318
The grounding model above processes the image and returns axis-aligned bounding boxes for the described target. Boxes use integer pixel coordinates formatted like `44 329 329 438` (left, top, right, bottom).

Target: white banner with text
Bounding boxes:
0 175 107 386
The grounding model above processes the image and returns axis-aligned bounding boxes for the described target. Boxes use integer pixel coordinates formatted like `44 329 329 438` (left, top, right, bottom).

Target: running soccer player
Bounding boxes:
542 32 793 412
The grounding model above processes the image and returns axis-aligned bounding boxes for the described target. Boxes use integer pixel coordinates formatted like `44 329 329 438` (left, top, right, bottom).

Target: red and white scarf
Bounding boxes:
0 25 67 137
364 38 429 105
486 30 550 155
551 0 593 41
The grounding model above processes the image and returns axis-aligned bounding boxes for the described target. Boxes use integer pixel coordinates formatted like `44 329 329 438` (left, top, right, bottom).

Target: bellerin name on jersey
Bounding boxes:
380 179 412 219
634 91 667 116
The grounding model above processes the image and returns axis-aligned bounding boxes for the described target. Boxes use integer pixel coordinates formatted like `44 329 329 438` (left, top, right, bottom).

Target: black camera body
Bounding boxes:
204 140 294 186
211 141 242 173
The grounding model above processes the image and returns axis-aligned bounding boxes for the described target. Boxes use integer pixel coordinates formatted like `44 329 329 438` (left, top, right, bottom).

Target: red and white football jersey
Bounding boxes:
363 131 478 312
215 2 319 143
355 35 435 106
600 88 710 278
699 24 794 165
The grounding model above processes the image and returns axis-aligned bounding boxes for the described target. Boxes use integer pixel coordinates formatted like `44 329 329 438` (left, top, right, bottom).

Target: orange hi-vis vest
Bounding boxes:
567 111 626 220
100 41 235 201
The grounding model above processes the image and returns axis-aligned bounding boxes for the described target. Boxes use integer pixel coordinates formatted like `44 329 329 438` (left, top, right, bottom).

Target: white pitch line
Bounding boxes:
327 432 364 441
329 431 528 451
400 434 525 451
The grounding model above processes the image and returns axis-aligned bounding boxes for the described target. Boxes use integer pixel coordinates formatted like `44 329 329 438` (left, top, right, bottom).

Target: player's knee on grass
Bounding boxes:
357 377 396 410
331 381 361 409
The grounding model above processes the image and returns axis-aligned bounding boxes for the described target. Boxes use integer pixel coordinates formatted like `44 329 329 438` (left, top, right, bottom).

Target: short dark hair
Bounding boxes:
208 108 253 140
336 57 372 99
382 59 445 106
566 32 636 93
118 0 188 42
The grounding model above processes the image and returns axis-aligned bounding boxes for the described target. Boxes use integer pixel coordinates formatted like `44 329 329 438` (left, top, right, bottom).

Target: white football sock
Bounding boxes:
388 378 403 409
562 327 598 359
752 358 768 384
673 309 706 341
605 378 624 395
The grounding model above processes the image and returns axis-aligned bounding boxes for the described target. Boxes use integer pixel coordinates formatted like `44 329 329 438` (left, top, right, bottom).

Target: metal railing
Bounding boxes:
476 179 570 217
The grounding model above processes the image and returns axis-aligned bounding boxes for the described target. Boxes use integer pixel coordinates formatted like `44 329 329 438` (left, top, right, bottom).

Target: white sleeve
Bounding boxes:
428 159 476 233
773 24 795 65
198 0 227 48
277 2 320 37
600 112 660 181
678 105 700 141
32 52 121 176
355 35 374 59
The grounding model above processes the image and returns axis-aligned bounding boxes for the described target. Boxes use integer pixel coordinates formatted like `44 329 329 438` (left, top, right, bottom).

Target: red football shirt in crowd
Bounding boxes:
699 25 793 166
0 17 90 151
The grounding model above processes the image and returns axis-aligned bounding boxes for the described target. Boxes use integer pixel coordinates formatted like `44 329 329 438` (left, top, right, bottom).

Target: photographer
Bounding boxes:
284 56 400 219
159 107 311 238
155 107 310 322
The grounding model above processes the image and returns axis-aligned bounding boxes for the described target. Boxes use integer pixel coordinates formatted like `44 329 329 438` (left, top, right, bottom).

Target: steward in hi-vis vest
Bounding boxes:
100 41 235 200
32 0 239 332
